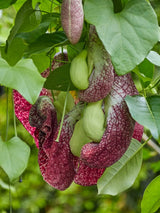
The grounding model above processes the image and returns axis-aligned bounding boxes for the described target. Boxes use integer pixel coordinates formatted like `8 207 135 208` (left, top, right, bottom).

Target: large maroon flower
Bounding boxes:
13 29 143 190
14 73 143 191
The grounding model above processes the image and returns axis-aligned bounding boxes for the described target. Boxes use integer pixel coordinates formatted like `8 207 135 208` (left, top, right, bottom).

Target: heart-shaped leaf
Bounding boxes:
84 0 159 74
125 95 160 142
141 175 160 213
0 137 30 182
0 58 45 104
97 138 142 195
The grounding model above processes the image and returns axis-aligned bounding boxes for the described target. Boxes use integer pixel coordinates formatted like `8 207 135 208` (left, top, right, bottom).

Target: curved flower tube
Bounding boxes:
36 102 79 190
29 99 107 190
79 26 114 102
80 74 139 168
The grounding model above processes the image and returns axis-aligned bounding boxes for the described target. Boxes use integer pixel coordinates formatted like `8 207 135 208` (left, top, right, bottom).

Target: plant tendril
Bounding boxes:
55 84 70 142
5 88 9 142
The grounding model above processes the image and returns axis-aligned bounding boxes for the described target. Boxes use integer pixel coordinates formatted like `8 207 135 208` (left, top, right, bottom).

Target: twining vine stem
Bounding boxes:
5 88 9 142
9 182 12 213
143 133 160 155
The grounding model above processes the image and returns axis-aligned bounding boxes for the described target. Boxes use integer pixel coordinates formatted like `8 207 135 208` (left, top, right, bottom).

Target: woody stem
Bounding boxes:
143 133 160 155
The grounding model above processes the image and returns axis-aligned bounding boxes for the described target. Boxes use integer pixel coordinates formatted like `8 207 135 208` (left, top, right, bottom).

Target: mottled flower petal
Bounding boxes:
79 26 114 102
40 130 77 190
74 160 105 186
38 104 83 190
80 74 138 168
13 89 50 147
29 96 58 156
133 122 144 142
61 0 84 44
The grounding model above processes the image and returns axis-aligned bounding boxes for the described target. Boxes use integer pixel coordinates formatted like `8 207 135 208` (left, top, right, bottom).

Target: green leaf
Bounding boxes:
133 58 154 88
55 0 62 3
0 137 30 182
14 0 27 11
0 0 17 9
17 13 60 44
141 175 160 213
0 58 45 104
1 37 26 67
44 63 77 91
25 31 68 56
125 95 160 142
1 0 40 66
97 138 142 195
67 42 85 61
84 0 159 74
11 0 40 34
147 51 160 67
31 52 50 73
32 0 55 13
137 59 154 82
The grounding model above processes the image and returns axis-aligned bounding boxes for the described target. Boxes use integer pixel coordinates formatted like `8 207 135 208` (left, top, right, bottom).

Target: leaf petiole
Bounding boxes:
112 0 123 13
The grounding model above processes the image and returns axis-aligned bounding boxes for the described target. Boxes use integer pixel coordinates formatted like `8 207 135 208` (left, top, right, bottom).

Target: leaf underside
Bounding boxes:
97 138 142 195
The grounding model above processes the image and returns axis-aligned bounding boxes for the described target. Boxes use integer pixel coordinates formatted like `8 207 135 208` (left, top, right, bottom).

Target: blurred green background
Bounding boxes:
0 1 160 212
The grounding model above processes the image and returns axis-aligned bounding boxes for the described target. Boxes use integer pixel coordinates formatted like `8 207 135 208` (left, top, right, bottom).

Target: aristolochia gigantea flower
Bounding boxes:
14 32 143 190
14 74 143 190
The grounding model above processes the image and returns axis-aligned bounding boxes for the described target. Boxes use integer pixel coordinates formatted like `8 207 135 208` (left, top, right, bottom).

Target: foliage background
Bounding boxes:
0 0 160 213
